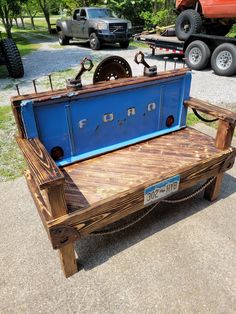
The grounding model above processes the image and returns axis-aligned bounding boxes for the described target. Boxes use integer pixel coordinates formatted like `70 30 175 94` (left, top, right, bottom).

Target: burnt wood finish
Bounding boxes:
13 87 236 277
205 119 236 201
48 147 235 249
185 98 236 124
45 127 235 249
16 137 65 189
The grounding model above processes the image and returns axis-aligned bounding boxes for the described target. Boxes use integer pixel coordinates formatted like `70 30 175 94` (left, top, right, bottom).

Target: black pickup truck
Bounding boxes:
56 7 132 50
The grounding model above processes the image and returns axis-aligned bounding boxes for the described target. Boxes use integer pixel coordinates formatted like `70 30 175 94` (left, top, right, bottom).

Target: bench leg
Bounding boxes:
59 243 78 278
48 185 78 277
204 173 224 202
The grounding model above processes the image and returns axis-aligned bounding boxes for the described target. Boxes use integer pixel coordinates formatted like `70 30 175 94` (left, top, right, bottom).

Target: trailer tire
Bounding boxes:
2 38 24 78
176 9 202 41
185 40 210 70
211 43 236 76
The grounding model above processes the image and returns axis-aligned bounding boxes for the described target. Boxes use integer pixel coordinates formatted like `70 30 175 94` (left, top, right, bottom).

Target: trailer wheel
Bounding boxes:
2 38 24 78
176 9 202 41
185 40 210 70
58 31 70 45
211 43 236 76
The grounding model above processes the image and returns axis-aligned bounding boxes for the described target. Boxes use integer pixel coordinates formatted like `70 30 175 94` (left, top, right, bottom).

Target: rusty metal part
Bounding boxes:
48 74 53 91
93 56 132 84
32 79 37 93
163 56 169 71
15 84 20 96
173 57 178 70
134 51 151 68
67 57 94 90
134 51 157 77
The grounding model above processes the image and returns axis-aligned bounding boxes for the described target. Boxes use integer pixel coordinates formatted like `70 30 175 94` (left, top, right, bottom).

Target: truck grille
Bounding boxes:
109 23 127 33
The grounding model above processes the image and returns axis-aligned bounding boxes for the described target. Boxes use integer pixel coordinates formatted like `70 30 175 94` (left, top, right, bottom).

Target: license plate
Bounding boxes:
144 175 180 205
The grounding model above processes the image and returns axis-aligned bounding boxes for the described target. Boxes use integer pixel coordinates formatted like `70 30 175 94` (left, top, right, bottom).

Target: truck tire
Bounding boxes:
119 41 129 49
2 38 24 78
89 33 100 50
205 24 232 37
58 31 70 45
175 10 202 41
185 40 210 70
211 43 236 76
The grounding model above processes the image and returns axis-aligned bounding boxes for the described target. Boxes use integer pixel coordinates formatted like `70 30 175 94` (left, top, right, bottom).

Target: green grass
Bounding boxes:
0 106 25 181
228 24 236 38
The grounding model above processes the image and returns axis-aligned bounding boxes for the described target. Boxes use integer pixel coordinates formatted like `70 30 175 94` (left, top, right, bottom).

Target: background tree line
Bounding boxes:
0 0 176 38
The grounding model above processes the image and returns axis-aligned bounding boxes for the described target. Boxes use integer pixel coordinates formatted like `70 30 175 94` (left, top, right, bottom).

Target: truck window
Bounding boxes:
87 8 115 19
73 9 80 20
80 9 87 18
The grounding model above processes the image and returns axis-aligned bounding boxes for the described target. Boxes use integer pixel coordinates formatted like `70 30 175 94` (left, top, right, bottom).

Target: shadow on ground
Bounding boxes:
75 172 236 271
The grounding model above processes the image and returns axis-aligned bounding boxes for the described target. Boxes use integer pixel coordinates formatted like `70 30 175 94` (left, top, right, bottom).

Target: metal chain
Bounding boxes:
192 109 219 123
162 176 216 203
90 177 216 236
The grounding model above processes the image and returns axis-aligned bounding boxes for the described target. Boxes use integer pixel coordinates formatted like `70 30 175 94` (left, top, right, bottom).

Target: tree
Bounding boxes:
23 0 39 29
0 0 26 37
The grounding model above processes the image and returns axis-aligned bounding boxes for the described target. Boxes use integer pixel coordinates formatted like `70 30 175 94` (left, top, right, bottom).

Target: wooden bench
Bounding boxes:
11 73 236 277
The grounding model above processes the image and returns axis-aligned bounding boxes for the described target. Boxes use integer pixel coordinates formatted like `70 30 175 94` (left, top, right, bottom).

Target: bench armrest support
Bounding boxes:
16 136 64 190
185 97 236 124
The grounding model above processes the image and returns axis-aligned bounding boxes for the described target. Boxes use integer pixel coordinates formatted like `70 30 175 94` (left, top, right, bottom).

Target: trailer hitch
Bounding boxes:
134 51 157 77
66 57 94 90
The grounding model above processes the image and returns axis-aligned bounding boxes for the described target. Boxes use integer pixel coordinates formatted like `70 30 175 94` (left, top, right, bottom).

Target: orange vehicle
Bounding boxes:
175 0 236 40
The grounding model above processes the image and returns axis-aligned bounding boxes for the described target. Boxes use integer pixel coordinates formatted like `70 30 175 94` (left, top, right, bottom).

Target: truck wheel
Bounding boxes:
2 38 24 78
185 40 210 70
119 41 129 49
175 9 202 41
58 31 70 45
89 33 100 50
211 43 236 76
205 24 232 37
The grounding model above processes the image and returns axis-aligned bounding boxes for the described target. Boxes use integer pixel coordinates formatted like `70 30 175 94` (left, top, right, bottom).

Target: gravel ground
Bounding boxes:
0 35 236 111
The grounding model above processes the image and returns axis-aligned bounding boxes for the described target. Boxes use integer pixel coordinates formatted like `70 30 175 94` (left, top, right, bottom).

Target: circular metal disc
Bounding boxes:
93 56 132 84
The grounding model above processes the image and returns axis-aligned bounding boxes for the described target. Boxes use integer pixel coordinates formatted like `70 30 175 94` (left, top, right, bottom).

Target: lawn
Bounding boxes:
0 106 25 182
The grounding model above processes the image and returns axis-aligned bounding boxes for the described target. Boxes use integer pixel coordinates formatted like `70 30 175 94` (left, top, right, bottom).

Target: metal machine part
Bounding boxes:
134 51 157 77
66 57 94 89
93 56 132 84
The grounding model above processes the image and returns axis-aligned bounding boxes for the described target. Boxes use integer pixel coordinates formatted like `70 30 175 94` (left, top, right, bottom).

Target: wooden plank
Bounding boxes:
185 97 236 124
24 170 52 228
46 183 78 277
16 137 65 190
215 120 236 150
61 128 225 211
47 148 235 249
205 119 236 201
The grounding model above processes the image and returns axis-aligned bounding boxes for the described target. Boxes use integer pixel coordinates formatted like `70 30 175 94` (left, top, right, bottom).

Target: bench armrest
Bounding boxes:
16 136 65 190
185 97 236 124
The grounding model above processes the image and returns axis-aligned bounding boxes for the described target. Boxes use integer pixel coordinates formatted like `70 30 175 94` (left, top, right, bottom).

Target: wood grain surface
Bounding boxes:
61 127 228 212
17 136 65 189
185 98 236 123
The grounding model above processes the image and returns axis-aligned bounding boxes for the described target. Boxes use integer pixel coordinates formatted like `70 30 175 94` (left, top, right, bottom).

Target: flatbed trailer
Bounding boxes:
135 33 236 76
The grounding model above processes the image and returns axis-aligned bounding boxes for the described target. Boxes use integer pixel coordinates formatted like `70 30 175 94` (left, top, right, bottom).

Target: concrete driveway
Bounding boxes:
0 125 235 314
